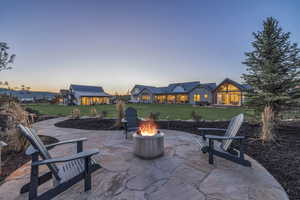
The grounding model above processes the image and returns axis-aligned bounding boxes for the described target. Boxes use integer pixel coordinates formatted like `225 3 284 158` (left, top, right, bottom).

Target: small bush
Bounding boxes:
148 112 160 121
98 110 108 120
90 108 98 117
25 107 40 115
195 101 210 106
191 111 202 122
70 108 81 119
0 102 32 152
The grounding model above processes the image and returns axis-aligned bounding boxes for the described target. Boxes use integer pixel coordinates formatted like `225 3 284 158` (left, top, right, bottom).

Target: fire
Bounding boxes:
138 120 158 136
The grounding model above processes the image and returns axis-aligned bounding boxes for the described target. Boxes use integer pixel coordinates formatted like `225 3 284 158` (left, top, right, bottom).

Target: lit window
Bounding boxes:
193 94 200 102
141 95 150 101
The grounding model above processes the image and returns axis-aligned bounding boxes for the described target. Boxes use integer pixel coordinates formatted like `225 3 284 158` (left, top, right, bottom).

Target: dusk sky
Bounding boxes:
1 0 300 94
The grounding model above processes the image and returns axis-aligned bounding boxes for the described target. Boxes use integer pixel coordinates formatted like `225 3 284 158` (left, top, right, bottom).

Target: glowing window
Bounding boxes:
141 95 150 101
193 94 200 102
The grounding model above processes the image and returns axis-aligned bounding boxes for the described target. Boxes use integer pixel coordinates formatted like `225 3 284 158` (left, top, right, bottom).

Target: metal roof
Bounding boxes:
70 84 104 93
132 81 217 95
0 89 57 100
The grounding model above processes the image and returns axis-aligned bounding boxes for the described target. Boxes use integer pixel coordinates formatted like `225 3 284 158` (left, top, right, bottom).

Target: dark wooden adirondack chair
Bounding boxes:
196 113 251 167
123 107 139 139
18 124 102 200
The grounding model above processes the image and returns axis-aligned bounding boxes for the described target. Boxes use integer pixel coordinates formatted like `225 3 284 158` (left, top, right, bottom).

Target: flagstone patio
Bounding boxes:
0 118 289 200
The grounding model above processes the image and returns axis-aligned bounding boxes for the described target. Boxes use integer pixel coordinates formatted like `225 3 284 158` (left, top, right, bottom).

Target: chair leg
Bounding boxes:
208 139 214 165
77 141 83 153
29 153 39 200
84 157 91 192
20 172 52 194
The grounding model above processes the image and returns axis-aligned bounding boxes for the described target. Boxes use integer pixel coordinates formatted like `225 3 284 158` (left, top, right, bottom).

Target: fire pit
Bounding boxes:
133 120 164 159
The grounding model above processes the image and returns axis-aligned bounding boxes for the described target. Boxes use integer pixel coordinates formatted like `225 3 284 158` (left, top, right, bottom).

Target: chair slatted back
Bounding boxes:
221 113 244 151
18 124 60 180
125 107 138 128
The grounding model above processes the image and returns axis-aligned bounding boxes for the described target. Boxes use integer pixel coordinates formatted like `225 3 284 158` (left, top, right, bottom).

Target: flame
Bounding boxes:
138 120 158 136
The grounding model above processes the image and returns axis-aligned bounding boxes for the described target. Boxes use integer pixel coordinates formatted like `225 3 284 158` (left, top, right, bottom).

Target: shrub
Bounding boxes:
70 108 80 119
114 100 125 128
25 107 40 115
0 102 32 152
148 112 160 121
90 108 98 117
98 110 108 120
1 102 31 126
191 111 202 122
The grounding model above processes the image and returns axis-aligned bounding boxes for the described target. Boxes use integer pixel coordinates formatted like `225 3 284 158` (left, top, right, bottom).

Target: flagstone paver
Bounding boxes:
0 118 289 200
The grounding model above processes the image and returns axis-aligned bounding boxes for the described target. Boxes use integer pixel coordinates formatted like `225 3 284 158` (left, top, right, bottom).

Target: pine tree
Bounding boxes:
242 17 300 141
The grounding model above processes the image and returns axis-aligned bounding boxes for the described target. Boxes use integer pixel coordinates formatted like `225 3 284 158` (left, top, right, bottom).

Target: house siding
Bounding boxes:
138 89 154 103
189 87 213 104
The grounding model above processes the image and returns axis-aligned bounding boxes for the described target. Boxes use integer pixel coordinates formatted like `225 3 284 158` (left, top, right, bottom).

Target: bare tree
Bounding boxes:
0 42 15 71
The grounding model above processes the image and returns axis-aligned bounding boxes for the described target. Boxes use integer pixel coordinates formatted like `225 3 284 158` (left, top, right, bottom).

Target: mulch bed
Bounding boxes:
55 118 119 130
54 118 300 200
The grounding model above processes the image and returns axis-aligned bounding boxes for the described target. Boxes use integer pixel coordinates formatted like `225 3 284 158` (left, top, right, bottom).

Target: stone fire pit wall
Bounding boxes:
133 132 164 159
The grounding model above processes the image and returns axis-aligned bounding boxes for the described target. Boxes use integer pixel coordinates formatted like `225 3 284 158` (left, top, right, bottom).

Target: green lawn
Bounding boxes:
25 103 254 121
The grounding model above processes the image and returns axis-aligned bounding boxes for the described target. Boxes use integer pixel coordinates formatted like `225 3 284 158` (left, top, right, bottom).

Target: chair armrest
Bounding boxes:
45 138 87 149
25 145 39 156
31 149 99 166
127 127 139 131
205 135 245 140
197 128 227 131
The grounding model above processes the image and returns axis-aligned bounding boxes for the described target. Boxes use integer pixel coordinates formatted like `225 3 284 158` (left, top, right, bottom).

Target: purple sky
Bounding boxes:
1 0 299 93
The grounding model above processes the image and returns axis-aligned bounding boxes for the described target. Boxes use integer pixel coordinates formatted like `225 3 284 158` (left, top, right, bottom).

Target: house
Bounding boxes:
212 78 251 106
67 84 111 105
0 88 56 103
130 81 217 104
130 78 251 106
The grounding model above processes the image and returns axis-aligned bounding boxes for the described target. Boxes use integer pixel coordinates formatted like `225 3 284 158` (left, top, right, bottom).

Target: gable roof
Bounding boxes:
70 84 104 92
70 84 111 97
213 78 251 91
167 81 200 92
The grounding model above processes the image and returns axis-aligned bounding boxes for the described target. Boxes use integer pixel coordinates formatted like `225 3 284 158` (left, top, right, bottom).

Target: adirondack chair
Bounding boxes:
17 124 102 200
122 107 139 139
0 141 7 175
196 113 251 167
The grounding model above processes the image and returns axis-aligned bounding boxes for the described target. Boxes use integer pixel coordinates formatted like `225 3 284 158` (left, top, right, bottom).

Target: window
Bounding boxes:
81 97 109 105
193 94 200 102
204 94 208 99
155 95 166 103
167 95 175 103
176 94 188 103
217 83 240 92
141 95 150 101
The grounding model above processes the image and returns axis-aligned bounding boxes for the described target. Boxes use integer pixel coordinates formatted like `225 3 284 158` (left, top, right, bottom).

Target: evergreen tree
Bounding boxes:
242 17 300 141
242 17 300 113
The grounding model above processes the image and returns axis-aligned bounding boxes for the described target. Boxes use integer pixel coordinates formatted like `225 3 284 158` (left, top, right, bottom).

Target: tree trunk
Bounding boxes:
261 105 275 142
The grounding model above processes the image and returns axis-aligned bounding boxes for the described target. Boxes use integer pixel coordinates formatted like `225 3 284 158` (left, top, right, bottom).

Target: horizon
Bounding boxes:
1 1 300 93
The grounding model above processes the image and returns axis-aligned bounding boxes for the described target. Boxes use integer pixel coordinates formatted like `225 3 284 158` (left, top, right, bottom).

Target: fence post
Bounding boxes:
0 141 7 176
